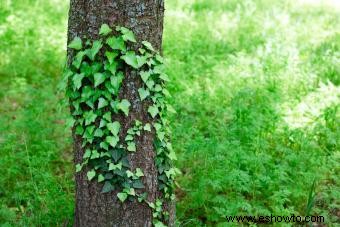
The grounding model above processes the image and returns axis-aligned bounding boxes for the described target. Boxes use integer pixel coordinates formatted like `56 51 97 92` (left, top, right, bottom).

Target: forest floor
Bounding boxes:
0 0 339 226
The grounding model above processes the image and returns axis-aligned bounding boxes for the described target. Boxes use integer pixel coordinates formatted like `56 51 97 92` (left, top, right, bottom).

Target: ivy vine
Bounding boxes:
64 24 178 226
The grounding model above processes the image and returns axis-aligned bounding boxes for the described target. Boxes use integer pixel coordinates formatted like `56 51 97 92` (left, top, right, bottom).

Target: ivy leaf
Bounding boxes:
94 128 103 137
94 73 106 87
86 40 103 61
142 41 154 51
146 80 155 90
167 150 177 160
138 88 150 101
83 149 91 159
106 136 119 148
110 72 124 96
97 97 108 109
121 51 138 69
109 162 122 170
135 168 144 177
72 73 84 90
125 134 133 141
107 121 121 136
140 71 150 83
90 150 100 159
137 55 147 68
99 119 107 128
127 142 136 152
132 180 145 189
154 221 167 227
72 51 86 69
148 105 159 118
159 73 170 82
119 27 136 42
105 51 119 65
104 61 118 74
103 112 111 122
100 141 109 150
75 164 82 172
68 37 82 50
111 150 123 162
126 170 134 178
99 24 112 36
127 188 136 196
154 84 162 92
98 174 105 182
87 170 96 181
101 181 115 193
117 99 131 116
84 111 97 125
75 125 84 135
117 192 128 202
143 123 151 132
106 36 126 51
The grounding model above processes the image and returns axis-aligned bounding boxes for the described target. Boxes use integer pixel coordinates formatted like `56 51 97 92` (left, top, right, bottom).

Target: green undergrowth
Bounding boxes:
0 0 339 226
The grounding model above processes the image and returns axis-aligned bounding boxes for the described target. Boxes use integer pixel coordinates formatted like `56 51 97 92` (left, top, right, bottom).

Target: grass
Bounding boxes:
0 0 339 226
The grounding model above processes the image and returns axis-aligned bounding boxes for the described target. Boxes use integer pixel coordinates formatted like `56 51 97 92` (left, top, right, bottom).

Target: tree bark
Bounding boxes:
67 1 174 226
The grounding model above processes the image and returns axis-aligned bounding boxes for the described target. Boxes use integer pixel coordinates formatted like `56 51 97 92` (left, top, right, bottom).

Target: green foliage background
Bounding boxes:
0 0 339 226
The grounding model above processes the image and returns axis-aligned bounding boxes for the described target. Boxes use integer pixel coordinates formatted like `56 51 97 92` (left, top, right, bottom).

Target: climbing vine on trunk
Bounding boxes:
64 24 178 226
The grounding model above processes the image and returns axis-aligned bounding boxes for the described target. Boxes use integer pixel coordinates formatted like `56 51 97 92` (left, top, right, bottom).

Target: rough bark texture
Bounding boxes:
67 1 174 226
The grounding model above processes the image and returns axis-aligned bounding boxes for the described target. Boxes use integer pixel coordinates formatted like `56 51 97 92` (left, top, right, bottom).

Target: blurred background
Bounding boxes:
0 0 339 226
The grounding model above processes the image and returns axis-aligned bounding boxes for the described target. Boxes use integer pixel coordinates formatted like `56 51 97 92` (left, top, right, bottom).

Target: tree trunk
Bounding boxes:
67 1 174 226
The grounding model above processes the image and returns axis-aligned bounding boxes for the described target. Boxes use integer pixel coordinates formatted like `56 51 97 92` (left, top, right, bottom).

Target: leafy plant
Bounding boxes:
65 24 177 225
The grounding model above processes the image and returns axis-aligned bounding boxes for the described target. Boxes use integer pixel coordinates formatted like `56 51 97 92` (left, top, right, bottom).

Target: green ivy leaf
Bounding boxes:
119 27 136 42
68 37 82 50
104 61 118 74
159 73 170 82
72 51 86 69
99 24 112 36
126 170 134 178
103 182 117 194
146 80 155 90
143 123 151 132
84 111 97 125
106 136 119 148
121 51 138 69
117 99 131 116
86 40 103 61
137 55 147 68
140 71 150 83
100 141 109 150
94 73 106 87
167 150 177 160
83 149 91 159
107 121 121 136
110 72 124 96
75 164 82 172
135 168 144 177
101 181 115 193
109 162 122 170
106 36 126 51
148 105 159 118
127 142 136 152
125 134 133 141
138 88 150 101
105 51 119 65
90 150 100 159
117 192 128 202
97 97 108 109
103 112 111 122
94 128 103 137
133 180 145 189
87 170 96 181
98 174 105 182
142 41 154 51
72 73 84 90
